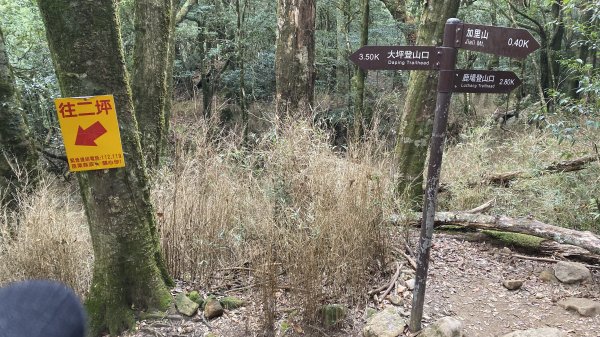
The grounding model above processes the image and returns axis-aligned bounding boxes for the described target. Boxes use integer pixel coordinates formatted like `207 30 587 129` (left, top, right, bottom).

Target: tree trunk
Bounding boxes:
352 0 369 141
336 0 351 93
393 0 460 207
275 0 316 118
401 211 600 256
131 0 173 169
36 1 172 335
379 0 417 44
549 0 564 93
0 25 39 207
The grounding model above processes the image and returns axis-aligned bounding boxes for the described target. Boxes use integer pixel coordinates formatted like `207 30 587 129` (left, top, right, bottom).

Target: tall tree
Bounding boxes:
131 0 173 169
275 0 316 117
394 0 460 207
352 0 369 141
336 0 352 93
36 0 172 335
0 25 38 206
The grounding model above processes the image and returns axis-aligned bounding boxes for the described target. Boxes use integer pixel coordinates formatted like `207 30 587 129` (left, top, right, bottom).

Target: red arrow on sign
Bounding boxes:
75 121 107 146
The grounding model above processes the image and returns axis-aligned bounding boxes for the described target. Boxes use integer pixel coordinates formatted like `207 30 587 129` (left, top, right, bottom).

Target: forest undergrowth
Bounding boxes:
0 97 598 326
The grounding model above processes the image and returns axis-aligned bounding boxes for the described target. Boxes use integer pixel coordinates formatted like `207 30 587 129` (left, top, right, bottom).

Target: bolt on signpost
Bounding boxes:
350 18 539 332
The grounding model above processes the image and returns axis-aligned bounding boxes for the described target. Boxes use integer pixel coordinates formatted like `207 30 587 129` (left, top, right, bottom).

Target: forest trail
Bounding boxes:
121 231 600 337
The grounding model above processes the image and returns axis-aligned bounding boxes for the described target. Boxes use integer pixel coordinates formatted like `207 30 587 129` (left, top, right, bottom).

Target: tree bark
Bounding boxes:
0 25 39 207
379 0 417 44
275 0 316 118
393 0 460 207
352 0 369 141
36 1 171 335
336 0 351 93
401 211 600 256
131 0 173 169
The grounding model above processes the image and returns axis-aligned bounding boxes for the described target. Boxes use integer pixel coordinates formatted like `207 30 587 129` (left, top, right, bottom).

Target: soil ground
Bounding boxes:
121 231 600 337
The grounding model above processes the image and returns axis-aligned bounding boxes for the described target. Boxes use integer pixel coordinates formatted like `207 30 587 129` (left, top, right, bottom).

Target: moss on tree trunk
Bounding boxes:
131 0 173 169
35 0 172 335
0 25 39 206
275 0 316 118
394 0 460 207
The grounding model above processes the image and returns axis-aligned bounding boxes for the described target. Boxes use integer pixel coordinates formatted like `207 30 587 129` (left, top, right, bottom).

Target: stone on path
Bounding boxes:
204 298 224 319
558 297 600 317
175 293 199 317
502 279 524 290
553 261 591 284
538 268 558 283
500 327 566 337
362 306 406 337
318 304 347 327
405 278 415 291
419 316 463 337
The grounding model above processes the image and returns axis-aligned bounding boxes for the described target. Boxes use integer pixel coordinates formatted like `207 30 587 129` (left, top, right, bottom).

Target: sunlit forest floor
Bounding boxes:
1 95 599 336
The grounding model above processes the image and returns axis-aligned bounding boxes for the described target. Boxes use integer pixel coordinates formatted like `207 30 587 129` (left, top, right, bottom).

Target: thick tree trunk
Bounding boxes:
131 0 173 169
275 0 316 118
400 212 600 256
393 0 460 207
0 25 38 206
352 0 369 141
36 1 171 335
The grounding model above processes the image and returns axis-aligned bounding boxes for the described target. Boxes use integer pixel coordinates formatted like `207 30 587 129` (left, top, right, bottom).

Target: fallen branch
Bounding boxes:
465 199 495 214
512 253 600 270
484 155 598 186
393 247 417 270
379 262 402 302
397 212 600 256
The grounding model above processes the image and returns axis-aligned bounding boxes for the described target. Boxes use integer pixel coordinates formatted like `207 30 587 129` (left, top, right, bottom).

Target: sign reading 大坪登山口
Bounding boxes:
54 95 125 172
349 46 440 71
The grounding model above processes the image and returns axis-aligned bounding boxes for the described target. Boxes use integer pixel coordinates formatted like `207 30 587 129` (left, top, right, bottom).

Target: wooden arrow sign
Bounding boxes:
349 46 440 70
457 23 540 59
450 70 522 93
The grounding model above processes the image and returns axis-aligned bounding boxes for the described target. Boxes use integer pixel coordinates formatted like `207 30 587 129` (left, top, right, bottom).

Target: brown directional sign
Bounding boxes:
450 70 522 93
349 46 440 70
457 23 540 59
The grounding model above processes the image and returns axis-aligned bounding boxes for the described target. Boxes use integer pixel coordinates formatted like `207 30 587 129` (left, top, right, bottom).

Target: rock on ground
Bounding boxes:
502 279 524 290
419 316 463 337
174 293 199 317
204 298 224 319
553 261 592 284
500 327 566 337
362 306 406 337
558 297 600 317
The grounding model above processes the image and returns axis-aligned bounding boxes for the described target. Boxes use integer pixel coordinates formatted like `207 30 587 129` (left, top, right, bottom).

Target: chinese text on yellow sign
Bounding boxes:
54 95 125 172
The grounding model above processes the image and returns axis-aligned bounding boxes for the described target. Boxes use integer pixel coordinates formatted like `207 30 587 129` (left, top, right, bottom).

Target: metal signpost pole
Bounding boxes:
409 18 460 332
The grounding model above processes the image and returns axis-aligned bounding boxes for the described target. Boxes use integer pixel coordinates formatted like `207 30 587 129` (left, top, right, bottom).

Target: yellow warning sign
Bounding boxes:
54 95 125 172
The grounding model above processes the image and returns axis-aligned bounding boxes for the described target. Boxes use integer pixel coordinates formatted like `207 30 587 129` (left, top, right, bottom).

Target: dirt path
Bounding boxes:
121 232 600 337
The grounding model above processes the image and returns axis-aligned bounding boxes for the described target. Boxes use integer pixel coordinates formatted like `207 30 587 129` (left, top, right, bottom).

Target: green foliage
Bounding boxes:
0 0 58 142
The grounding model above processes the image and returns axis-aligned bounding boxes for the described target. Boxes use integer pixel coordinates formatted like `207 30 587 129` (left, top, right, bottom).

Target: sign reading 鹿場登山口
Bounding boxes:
54 95 125 172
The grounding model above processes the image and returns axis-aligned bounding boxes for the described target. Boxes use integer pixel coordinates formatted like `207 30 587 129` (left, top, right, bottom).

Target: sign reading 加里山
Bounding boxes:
54 95 125 172
457 23 540 59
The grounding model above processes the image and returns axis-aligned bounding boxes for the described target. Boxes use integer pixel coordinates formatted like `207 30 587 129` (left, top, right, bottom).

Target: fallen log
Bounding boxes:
538 240 600 264
396 212 600 256
483 155 598 186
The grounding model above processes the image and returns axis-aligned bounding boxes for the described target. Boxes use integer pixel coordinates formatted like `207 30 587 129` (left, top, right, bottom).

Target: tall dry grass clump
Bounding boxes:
154 112 392 326
0 177 92 297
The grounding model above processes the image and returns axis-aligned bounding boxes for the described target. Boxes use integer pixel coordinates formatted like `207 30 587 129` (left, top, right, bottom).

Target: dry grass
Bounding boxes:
0 177 92 297
439 114 600 233
153 107 393 328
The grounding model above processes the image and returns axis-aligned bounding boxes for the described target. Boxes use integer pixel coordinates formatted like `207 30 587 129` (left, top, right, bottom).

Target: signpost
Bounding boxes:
350 19 539 332
54 95 126 172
